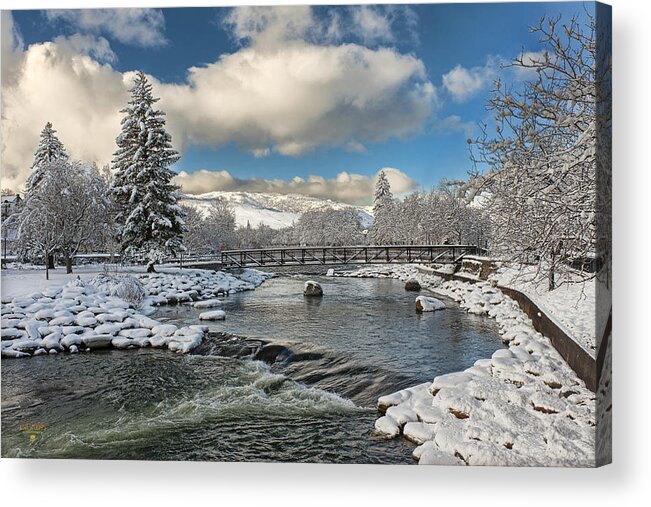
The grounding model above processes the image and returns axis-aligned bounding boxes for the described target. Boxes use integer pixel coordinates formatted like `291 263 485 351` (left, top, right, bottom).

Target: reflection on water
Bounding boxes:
1 274 504 463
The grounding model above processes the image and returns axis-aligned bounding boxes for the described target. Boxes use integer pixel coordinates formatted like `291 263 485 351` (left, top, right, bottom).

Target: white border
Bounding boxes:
1 0 649 505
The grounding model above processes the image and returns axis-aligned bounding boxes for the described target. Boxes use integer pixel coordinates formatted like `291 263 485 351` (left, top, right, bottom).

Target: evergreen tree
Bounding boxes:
373 170 393 211
27 122 68 193
110 71 185 267
370 170 395 244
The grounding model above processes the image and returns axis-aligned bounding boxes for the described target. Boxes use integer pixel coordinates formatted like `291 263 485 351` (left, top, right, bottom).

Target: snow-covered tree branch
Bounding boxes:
468 14 610 290
15 159 108 278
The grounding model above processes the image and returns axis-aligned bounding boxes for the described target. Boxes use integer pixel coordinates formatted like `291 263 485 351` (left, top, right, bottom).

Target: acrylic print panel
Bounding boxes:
0 2 611 467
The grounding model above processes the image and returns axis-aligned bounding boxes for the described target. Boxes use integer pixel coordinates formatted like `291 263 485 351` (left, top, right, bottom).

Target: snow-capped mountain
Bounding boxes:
180 191 374 230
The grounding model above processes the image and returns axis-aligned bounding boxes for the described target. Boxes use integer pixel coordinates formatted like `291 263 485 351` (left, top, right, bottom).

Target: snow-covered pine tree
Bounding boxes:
370 170 395 244
110 71 185 269
374 170 393 208
26 122 69 193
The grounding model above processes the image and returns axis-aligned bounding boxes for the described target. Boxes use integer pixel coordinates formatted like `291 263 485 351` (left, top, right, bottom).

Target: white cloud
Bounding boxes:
224 5 417 48
155 41 435 157
442 52 548 103
352 6 394 45
432 115 476 138
345 140 367 153
351 5 419 46
224 5 318 48
52 34 117 63
173 167 417 204
45 9 167 47
442 59 499 103
443 61 495 102
1 10 23 87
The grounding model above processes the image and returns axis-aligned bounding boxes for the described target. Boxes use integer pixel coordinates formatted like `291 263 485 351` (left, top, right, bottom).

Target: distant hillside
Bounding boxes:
180 191 374 230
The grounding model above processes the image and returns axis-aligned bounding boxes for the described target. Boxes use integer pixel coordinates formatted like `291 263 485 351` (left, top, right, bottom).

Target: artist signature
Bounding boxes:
19 423 47 443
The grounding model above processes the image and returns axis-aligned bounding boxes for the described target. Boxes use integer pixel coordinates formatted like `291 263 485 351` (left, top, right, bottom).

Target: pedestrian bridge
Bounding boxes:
181 245 486 270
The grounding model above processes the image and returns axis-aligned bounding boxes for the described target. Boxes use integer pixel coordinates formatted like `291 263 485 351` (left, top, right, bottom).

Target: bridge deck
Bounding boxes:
211 245 484 269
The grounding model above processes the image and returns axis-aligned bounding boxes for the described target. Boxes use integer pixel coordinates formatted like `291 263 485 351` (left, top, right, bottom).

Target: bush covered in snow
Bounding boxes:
112 275 146 307
90 273 145 307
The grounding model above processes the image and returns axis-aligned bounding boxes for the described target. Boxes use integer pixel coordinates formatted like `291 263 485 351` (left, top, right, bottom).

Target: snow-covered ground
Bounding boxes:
338 265 596 466
496 264 597 355
1 264 114 301
1 265 271 358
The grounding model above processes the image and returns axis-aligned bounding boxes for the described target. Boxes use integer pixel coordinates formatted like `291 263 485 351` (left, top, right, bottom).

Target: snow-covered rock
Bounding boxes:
111 336 136 349
1 328 27 340
40 331 63 351
415 296 446 312
61 334 83 349
81 334 115 349
151 324 178 337
198 310 226 321
194 299 223 309
95 323 122 335
95 313 123 324
119 328 151 339
375 415 401 438
1 348 30 358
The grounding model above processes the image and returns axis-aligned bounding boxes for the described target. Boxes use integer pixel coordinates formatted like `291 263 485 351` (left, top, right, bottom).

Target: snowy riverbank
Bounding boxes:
495 264 598 355
337 265 596 466
1 266 271 358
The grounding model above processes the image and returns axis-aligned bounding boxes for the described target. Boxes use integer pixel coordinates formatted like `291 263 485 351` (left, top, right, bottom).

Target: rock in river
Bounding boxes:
404 278 421 291
303 281 323 297
199 310 226 321
415 296 446 313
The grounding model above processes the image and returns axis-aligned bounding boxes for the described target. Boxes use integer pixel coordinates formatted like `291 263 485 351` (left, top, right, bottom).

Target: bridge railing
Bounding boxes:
219 244 485 268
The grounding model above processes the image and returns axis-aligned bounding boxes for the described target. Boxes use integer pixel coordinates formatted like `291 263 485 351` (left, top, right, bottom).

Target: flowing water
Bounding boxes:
1 274 504 463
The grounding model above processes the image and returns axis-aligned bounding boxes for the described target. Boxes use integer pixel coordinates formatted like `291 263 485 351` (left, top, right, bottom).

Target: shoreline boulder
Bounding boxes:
405 279 421 291
304 281 323 297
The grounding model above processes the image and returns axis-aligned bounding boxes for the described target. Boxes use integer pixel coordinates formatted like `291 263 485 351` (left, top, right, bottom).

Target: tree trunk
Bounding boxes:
47 254 55 270
147 261 157 273
64 252 73 274
45 257 49 280
548 251 556 291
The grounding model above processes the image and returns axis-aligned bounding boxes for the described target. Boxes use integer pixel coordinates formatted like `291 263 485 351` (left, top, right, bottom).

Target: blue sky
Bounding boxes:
3 3 593 203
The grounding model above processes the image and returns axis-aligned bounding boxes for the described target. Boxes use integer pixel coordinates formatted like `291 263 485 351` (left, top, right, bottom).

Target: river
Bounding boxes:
1 273 504 463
